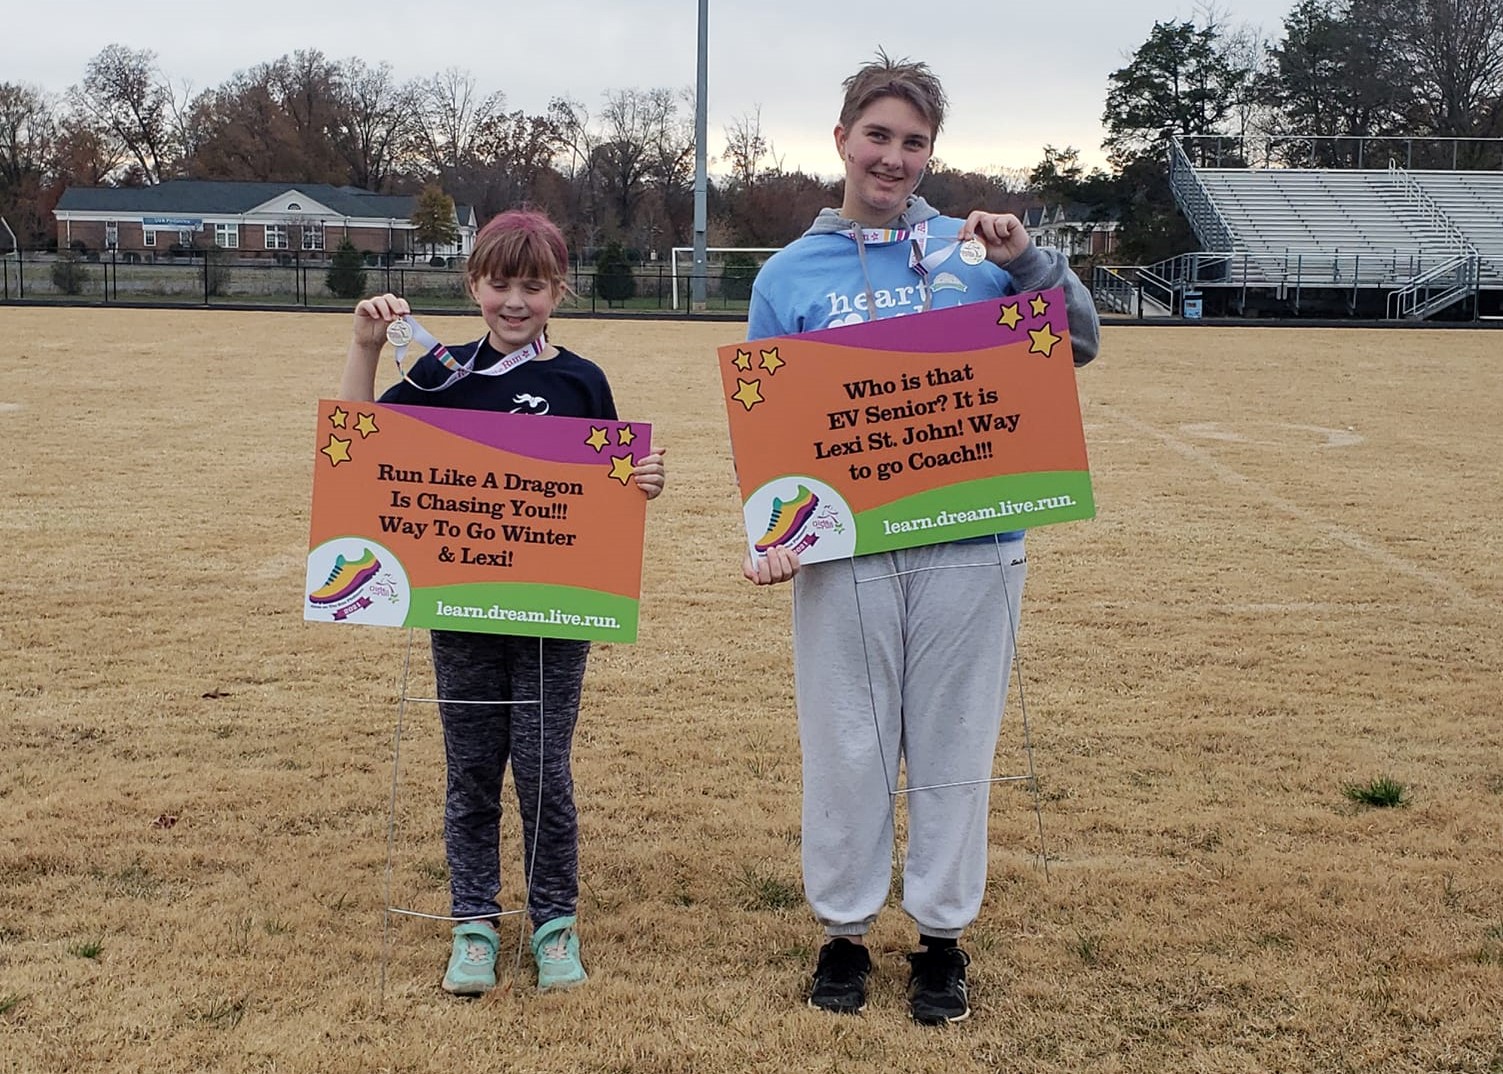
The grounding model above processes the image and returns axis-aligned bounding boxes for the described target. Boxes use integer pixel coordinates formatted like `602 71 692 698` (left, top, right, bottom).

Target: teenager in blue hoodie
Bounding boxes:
743 51 1100 1024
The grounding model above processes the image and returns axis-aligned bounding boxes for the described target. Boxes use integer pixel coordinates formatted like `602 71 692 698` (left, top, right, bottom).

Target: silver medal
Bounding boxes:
958 238 987 266
385 318 414 348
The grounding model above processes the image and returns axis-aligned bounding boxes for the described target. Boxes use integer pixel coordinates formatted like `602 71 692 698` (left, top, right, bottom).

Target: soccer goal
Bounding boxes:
669 246 781 310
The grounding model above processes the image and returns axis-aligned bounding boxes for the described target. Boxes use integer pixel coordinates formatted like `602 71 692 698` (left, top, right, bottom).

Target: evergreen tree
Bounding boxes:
720 252 760 302
1103 18 1251 168
595 241 635 307
325 238 367 299
51 251 92 295
205 243 233 297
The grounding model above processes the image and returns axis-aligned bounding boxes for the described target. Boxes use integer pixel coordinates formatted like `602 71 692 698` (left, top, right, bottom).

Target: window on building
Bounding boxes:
215 223 239 248
302 225 325 252
105 222 118 248
177 230 192 247
143 230 157 247
265 224 288 250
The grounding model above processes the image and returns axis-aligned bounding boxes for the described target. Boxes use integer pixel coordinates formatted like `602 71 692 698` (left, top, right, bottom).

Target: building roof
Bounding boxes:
55 180 422 219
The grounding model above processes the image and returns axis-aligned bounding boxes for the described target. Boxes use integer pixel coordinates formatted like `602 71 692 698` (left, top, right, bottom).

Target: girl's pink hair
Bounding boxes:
466 209 569 283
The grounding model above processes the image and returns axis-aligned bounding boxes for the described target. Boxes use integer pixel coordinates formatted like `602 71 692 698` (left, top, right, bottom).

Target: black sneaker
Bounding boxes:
808 938 871 1014
907 946 971 1024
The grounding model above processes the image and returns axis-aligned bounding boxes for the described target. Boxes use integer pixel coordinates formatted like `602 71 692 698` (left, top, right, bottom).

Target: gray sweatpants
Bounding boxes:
792 537 1026 939
429 630 590 926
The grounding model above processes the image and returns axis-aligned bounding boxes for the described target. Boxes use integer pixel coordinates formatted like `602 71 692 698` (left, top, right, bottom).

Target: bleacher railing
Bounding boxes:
1386 253 1480 319
1091 265 1174 317
1090 266 1138 315
1168 138 1236 252
1385 163 1478 256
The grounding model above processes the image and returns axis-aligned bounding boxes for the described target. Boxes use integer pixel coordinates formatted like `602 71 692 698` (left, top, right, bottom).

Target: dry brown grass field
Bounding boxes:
2 307 1501 1073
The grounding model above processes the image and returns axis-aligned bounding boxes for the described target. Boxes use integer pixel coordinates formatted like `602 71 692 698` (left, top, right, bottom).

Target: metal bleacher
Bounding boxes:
1407 171 1503 282
1094 138 1503 320
1196 168 1462 284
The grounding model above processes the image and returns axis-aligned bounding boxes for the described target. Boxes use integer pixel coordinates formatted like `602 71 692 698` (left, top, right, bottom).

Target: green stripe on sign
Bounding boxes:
853 471 1095 555
408 582 640 642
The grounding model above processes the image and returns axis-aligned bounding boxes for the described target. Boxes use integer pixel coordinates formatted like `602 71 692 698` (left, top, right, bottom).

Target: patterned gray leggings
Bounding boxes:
429 630 590 926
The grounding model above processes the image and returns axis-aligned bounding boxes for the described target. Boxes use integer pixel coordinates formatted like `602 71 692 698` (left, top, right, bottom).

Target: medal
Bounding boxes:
390 315 547 393
385 318 414 348
958 238 987 266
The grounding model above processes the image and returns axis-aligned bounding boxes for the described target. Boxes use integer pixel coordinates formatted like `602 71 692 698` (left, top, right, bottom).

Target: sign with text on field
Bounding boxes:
305 401 649 641
719 289 1093 564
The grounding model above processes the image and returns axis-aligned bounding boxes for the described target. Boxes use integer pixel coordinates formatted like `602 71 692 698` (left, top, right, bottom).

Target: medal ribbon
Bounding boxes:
390 315 547 392
842 219 967 319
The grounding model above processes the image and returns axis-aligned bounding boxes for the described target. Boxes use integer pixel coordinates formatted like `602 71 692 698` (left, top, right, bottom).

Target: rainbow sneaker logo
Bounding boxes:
755 485 820 552
308 548 382 605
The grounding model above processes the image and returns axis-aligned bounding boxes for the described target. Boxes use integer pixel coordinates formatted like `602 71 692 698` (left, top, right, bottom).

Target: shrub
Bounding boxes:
205 244 233 297
51 252 92 295
595 241 635 306
721 252 761 301
326 239 368 300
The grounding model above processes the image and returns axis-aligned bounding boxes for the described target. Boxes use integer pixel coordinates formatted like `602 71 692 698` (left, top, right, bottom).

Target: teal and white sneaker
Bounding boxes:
531 915 587 992
442 920 500 996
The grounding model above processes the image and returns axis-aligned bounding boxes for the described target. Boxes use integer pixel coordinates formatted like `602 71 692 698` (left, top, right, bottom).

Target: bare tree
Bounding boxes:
69 45 179 183
1403 0 1503 138
0 83 54 191
721 107 776 190
415 68 505 180
330 59 416 191
595 87 694 245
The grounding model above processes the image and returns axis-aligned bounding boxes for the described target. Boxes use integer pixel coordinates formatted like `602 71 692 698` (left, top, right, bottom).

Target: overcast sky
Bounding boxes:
15 0 1298 176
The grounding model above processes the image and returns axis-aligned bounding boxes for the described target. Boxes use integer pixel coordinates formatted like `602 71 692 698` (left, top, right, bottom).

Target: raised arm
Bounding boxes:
339 293 410 401
960 211 1101 367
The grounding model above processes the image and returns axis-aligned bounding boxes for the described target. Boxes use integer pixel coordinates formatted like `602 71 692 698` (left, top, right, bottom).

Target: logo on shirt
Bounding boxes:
929 271 968 294
823 283 930 328
510 393 550 415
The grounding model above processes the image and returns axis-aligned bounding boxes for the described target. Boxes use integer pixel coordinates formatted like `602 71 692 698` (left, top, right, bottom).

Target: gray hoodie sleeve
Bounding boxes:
1001 245 1101 366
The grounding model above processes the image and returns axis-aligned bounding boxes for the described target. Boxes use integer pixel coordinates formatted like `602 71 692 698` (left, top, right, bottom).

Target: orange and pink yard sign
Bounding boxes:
719 288 1093 564
305 401 649 641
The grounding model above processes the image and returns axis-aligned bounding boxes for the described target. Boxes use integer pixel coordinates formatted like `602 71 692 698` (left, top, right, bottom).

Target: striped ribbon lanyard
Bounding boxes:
386 315 547 392
845 220 961 317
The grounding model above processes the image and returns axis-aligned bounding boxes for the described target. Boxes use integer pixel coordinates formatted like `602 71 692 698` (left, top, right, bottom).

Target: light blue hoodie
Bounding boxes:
748 195 1100 367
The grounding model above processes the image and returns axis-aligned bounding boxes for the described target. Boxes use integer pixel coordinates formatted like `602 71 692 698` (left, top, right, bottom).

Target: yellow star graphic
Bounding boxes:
996 302 1023 330
608 453 636 485
1028 324 1063 358
585 426 610 452
732 378 765 411
1029 293 1050 318
321 434 353 466
353 412 379 438
732 349 753 372
759 347 785 375
616 424 636 446
329 406 348 428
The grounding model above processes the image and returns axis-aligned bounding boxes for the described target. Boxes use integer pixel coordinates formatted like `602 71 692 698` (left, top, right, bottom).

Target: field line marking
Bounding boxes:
1097 404 1489 613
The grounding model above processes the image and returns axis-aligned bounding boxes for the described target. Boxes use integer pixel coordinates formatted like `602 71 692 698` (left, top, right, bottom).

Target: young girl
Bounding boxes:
339 209 666 996
743 53 1100 1024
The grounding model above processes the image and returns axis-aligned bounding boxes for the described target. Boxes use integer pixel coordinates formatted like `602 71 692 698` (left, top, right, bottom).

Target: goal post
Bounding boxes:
670 246 781 310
